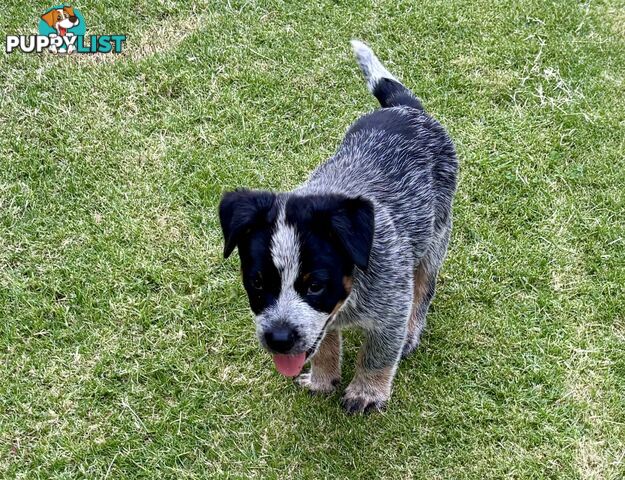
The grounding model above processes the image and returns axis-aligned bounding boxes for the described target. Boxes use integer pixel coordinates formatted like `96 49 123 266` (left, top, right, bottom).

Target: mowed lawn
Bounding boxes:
1 0 624 478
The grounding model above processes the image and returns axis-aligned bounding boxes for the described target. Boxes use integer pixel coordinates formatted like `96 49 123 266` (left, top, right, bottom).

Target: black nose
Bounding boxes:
69 15 78 22
264 325 299 353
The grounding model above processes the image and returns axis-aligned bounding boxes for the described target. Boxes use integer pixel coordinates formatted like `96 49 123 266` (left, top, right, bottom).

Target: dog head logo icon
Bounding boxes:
38 5 86 53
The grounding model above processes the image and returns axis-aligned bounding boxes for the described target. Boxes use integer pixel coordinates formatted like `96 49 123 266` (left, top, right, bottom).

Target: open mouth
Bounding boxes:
271 314 334 377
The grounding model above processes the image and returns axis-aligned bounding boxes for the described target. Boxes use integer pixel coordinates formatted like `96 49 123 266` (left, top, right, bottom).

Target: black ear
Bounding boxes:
329 197 375 269
218 189 276 258
286 195 375 270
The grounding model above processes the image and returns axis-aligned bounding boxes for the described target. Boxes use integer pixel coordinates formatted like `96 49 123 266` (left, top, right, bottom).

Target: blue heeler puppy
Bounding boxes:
219 41 458 414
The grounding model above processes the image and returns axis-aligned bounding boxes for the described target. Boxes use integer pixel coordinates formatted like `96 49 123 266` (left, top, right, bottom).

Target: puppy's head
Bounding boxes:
219 190 374 376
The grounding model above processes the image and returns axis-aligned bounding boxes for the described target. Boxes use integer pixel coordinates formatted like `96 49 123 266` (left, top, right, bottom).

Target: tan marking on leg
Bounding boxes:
342 350 394 413
295 329 341 394
348 366 393 397
352 349 393 396
311 329 341 381
407 263 429 339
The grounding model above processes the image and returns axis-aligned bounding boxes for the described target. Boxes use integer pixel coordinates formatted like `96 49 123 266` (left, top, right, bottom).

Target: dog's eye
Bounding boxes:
251 273 263 290
307 282 325 296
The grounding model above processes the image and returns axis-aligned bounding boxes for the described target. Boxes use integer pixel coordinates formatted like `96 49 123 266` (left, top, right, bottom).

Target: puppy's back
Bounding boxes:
302 42 458 259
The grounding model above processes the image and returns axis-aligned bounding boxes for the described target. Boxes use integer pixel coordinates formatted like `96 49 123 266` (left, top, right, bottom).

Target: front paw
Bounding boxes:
295 372 340 395
340 386 389 414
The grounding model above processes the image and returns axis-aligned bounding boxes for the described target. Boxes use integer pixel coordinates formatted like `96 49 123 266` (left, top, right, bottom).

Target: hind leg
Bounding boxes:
402 260 437 358
403 225 451 358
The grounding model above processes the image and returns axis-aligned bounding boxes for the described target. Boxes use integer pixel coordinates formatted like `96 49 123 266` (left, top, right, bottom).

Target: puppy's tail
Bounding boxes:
350 40 423 110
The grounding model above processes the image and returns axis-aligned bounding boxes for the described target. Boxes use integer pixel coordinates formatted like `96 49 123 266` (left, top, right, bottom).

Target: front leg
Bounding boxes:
341 325 405 414
295 329 341 394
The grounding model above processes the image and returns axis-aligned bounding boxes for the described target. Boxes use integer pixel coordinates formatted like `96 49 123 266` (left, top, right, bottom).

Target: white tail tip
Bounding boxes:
350 40 397 92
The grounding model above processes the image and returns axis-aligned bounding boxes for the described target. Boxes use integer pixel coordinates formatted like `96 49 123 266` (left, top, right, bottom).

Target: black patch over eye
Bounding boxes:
307 282 325 296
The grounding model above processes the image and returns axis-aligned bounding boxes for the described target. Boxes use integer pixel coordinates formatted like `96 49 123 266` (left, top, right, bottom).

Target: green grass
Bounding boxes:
1 0 624 478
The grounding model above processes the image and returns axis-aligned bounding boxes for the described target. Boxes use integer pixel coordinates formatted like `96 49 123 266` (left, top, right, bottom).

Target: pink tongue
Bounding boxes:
272 353 306 377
